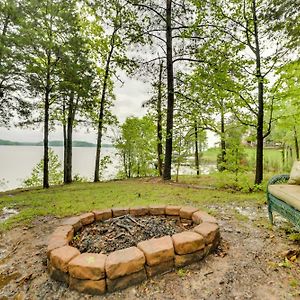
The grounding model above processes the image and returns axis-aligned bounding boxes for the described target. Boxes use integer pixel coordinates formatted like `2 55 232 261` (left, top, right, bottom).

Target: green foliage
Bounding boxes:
203 146 285 175
23 149 63 187
218 122 248 175
115 116 157 178
99 155 112 179
1 0 299 188
211 171 255 192
73 174 88 183
0 0 32 127
267 60 300 169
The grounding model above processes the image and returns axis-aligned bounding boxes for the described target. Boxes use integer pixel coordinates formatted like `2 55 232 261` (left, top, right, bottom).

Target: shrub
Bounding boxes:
23 149 63 187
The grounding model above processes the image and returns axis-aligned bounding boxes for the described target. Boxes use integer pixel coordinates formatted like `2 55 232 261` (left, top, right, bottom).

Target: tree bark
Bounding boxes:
220 101 226 171
157 61 163 176
62 98 67 183
43 89 49 188
128 151 131 178
43 51 51 189
294 126 299 160
163 0 175 180
252 0 264 185
194 120 200 176
65 92 75 183
281 142 285 167
290 146 293 161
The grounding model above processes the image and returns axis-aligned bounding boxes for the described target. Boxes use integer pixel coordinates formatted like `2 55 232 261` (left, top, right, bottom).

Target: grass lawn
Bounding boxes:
202 146 284 170
0 176 266 231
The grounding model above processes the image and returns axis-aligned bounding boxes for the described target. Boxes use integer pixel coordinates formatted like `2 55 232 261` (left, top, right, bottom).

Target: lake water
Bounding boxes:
0 146 120 192
0 146 216 192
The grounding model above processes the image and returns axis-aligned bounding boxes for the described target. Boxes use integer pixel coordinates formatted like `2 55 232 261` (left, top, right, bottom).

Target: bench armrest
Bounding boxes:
267 174 290 188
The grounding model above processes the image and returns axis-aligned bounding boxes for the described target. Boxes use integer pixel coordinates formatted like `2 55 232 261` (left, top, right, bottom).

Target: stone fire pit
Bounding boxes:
47 205 220 295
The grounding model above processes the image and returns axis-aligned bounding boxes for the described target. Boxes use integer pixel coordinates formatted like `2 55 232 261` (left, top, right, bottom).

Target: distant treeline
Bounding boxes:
0 139 113 148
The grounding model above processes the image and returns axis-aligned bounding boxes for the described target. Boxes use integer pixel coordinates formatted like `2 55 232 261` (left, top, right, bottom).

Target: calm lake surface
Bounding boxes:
0 146 119 192
0 146 216 192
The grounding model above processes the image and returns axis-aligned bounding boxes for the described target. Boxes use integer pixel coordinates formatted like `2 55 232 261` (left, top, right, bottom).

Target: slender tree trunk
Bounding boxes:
252 0 264 185
194 120 200 176
220 102 226 170
43 89 50 188
43 51 51 189
65 120 73 183
157 61 163 176
94 37 115 182
122 151 127 177
62 99 67 183
255 90 264 184
294 126 299 160
63 125 67 182
163 0 175 180
65 93 75 183
281 142 285 170
286 146 289 165
176 140 181 183
128 151 131 178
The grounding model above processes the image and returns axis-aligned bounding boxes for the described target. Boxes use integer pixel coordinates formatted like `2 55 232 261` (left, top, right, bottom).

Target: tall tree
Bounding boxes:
20 0 69 188
164 0 175 180
92 0 141 182
115 116 156 178
130 0 195 180
142 59 166 176
56 3 101 183
270 60 300 166
191 0 289 184
0 0 31 127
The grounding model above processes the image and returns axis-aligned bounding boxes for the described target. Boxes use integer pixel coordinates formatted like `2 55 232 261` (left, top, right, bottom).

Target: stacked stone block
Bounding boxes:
47 206 220 295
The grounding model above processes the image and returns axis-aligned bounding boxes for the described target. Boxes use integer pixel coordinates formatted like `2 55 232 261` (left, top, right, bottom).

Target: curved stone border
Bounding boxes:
47 205 220 295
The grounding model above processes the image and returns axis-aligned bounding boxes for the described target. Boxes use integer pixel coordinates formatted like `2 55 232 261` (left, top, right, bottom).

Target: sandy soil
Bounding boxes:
1 203 300 300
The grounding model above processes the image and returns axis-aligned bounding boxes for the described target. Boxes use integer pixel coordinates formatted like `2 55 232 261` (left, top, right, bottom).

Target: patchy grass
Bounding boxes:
171 174 217 187
232 209 249 222
252 218 273 230
176 268 188 277
0 176 266 231
288 233 300 242
173 172 276 192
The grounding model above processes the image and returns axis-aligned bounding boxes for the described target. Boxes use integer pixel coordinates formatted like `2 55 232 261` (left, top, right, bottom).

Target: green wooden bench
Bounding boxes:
267 174 300 228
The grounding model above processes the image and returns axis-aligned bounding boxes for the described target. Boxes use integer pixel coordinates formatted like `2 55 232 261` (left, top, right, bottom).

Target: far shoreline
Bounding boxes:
0 139 113 148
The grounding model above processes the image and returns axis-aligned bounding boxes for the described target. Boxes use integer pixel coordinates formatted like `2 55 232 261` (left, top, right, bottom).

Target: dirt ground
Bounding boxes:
1 203 300 300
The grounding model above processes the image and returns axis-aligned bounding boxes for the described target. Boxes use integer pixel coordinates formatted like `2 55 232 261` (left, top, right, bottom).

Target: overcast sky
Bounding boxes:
0 76 150 143
0 73 219 147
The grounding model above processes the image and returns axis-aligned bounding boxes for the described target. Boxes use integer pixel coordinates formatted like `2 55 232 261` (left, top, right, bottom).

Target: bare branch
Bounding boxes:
173 57 205 64
223 85 258 116
146 32 166 44
129 2 166 22
230 107 256 127
262 47 289 78
143 56 167 65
